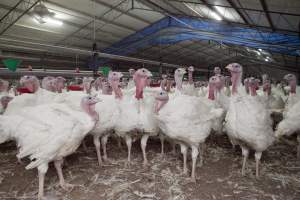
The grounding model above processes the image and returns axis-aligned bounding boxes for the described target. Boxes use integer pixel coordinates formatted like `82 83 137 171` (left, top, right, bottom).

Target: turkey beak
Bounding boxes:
94 97 102 104
225 65 233 72
119 72 124 79
147 70 153 77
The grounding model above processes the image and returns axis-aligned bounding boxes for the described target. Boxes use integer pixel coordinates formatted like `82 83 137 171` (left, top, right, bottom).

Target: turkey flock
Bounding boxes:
0 63 299 200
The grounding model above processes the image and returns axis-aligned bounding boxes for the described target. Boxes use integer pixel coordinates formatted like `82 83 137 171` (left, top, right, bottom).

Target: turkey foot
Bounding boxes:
54 159 73 191
60 182 75 191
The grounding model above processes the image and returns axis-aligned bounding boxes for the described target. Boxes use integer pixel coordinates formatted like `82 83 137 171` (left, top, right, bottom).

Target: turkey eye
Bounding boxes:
142 70 145 72
88 97 92 100
160 92 162 95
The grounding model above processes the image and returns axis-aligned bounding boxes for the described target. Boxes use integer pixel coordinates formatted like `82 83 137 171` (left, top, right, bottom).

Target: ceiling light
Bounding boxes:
33 16 63 26
256 51 261 55
211 11 222 21
44 17 63 26
265 58 269 62
258 48 262 52
32 2 62 26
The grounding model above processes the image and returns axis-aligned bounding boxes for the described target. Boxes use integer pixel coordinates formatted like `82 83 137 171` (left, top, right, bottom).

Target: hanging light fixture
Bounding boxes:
32 1 63 26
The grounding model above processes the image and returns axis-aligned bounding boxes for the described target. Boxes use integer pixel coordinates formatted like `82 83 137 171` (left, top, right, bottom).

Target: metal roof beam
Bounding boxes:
0 0 23 22
0 37 182 68
0 0 41 35
95 0 152 24
168 0 300 17
199 0 224 20
0 3 117 46
259 0 275 31
136 0 176 16
46 0 136 32
226 0 250 25
53 0 129 45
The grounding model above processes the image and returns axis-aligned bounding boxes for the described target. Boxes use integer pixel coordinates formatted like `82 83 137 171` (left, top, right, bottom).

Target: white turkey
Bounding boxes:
115 68 157 166
275 73 300 158
4 76 58 115
0 95 13 114
0 95 100 200
224 63 274 178
126 68 136 90
282 74 299 116
155 69 223 181
89 71 122 165
82 77 94 94
55 76 66 93
182 66 197 96
160 74 168 91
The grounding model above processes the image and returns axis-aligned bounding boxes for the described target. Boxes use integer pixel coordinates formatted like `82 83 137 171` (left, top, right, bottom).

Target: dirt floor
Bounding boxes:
0 134 299 200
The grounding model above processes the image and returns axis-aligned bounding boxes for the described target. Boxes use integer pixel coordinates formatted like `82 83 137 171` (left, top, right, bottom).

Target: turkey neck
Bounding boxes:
263 84 271 96
84 82 92 94
231 72 242 95
160 79 167 91
0 80 9 92
175 74 184 90
81 102 99 122
208 82 215 100
188 70 193 85
155 98 168 113
110 80 123 99
134 75 147 100
250 85 257 96
290 80 296 94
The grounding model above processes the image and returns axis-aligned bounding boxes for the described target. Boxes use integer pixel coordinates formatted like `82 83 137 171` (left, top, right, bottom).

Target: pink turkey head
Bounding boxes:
55 76 66 93
154 90 169 113
174 68 187 90
208 76 220 100
42 76 56 92
248 77 259 96
83 77 94 94
129 68 136 77
262 74 269 84
188 66 194 72
1 96 13 109
93 77 103 91
80 95 101 122
108 71 123 99
263 79 271 95
134 68 152 100
226 63 243 95
0 79 9 92
20 75 40 93
214 67 221 75
102 80 113 95
284 74 297 94
215 74 225 92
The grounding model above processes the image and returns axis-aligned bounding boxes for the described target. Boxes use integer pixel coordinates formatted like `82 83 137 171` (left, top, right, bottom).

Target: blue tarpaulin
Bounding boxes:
102 16 300 59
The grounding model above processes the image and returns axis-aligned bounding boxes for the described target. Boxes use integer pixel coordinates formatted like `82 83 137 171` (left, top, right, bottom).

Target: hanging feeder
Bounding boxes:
2 58 22 72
